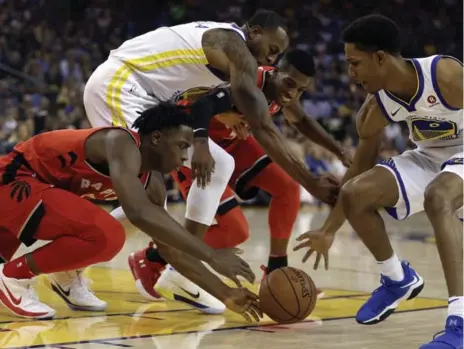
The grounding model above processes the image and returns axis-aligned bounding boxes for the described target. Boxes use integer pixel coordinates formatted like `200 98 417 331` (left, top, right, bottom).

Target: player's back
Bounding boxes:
0 128 149 201
108 21 246 101
375 55 462 161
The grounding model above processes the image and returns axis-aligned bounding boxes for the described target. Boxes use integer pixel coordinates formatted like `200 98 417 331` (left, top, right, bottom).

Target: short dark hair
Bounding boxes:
133 102 193 135
342 14 401 54
247 9 287 31
279 49 315 77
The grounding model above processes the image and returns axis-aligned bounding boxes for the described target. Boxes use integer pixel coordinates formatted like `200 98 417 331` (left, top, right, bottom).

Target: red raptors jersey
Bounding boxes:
208 66 282 144
0 128 150 201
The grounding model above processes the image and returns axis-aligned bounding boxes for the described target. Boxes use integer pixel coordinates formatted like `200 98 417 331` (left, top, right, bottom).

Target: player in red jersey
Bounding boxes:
0 99 261 322
129 49 351 303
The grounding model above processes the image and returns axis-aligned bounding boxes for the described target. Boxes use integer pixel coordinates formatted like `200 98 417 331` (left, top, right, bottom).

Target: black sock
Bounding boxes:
267 255 288 273
146 247 167 265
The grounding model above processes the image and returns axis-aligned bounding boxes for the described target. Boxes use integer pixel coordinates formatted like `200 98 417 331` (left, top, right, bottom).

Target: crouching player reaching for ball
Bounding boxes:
0 100 260 322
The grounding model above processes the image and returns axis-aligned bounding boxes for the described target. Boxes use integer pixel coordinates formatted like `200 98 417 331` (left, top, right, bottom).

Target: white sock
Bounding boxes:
378 254 404 281
448 297 464 319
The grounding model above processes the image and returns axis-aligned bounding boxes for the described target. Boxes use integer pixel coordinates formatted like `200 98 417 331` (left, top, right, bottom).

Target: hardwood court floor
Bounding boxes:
0 204 448 349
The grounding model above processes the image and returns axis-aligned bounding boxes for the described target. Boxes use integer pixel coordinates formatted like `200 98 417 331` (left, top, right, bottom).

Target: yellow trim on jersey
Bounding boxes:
106 49 208 127
124 48 207 72
106 65 131 127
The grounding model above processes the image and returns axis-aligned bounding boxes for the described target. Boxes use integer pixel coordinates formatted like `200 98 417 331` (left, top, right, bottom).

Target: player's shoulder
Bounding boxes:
202 23 246 50
433 55 463 81
101 127 141 148
356 94 389 137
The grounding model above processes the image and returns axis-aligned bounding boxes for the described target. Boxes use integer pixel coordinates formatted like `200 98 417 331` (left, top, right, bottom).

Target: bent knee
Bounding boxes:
340 178 374 215
271 177 300 210
424 184 454 214
233 218 250 246
424 173 463 214
94 214 126 262
281 177 300 199
212 152 235 183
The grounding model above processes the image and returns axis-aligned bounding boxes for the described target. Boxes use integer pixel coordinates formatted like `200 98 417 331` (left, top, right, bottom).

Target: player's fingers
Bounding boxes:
238 262 255 282
231 275 243 288
241 268 256 284
241 311 252 323
302 249 315 263
230 248 243 255
296 233 310 241
248 307 261 322
245 289 259 301
314 253 322 270
293 240 311 251
206 167 212 185
250 299 263 318
201 165 209 188
191 163 197 179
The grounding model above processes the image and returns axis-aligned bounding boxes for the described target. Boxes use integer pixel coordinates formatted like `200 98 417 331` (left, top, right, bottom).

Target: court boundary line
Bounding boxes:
3 305 447 349
0 290 446 325
0 293 368 325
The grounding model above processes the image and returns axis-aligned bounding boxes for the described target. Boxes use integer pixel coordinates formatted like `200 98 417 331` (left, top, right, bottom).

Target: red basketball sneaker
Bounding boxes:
128 245 165 302
260 265 325 299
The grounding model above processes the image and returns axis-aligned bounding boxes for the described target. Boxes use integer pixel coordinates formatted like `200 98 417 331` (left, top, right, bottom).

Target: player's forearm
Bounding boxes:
158 245 231 302
252 125 317 190
322 148 379 234
130 207 216 264
293 117 343 158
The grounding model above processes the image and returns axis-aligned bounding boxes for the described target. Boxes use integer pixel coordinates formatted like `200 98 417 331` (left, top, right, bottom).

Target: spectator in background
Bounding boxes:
0 0 461 204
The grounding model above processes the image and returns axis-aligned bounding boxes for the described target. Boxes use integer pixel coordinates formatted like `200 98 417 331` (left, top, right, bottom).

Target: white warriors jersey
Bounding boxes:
108 21 245 101
375 55 463 161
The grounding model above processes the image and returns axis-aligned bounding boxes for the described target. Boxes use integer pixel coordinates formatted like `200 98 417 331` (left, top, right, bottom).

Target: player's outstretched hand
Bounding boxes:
304 174 340 206
293 230 335 270
215 112 250 140
209 248 256 287
191 139 215 189
223 287 263 323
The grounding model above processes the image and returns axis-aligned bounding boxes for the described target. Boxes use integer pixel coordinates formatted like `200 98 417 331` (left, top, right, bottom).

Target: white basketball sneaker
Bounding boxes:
155 265 226 314
0 265 55 319
49 270 107 311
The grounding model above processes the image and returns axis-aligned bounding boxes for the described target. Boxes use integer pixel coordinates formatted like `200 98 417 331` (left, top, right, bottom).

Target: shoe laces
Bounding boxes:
368 278 400 310
18 279 39 302
70 272 95 296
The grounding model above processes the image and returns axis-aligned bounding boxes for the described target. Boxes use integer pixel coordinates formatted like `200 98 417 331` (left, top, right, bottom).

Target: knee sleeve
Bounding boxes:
186 140 235 225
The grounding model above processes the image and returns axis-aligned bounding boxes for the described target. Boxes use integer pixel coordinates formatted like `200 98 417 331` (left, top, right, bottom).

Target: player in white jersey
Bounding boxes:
71 10 339 314
294 15 463 348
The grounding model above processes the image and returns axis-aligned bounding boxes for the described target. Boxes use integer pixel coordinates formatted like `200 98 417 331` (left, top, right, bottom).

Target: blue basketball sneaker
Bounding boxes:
356 261 424 325
420 316 463 349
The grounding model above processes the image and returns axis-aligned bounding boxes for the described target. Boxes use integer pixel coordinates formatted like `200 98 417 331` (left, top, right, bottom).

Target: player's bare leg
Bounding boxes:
424 172 463 298
340 167 424 324
420 171 463 348
341 167 398 261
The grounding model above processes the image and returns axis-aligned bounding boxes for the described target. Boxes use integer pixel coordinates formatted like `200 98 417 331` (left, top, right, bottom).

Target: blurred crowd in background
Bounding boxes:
0 0 462 204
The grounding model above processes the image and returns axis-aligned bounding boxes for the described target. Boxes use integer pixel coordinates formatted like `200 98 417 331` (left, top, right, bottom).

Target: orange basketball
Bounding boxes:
259 267 318 324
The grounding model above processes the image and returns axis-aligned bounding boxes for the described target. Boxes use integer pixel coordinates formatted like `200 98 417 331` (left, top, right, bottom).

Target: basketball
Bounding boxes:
259 267 318 324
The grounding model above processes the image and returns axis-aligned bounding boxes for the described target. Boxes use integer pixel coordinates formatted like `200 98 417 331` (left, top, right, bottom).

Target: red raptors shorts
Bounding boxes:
171 136 272 214
0 155 117 262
